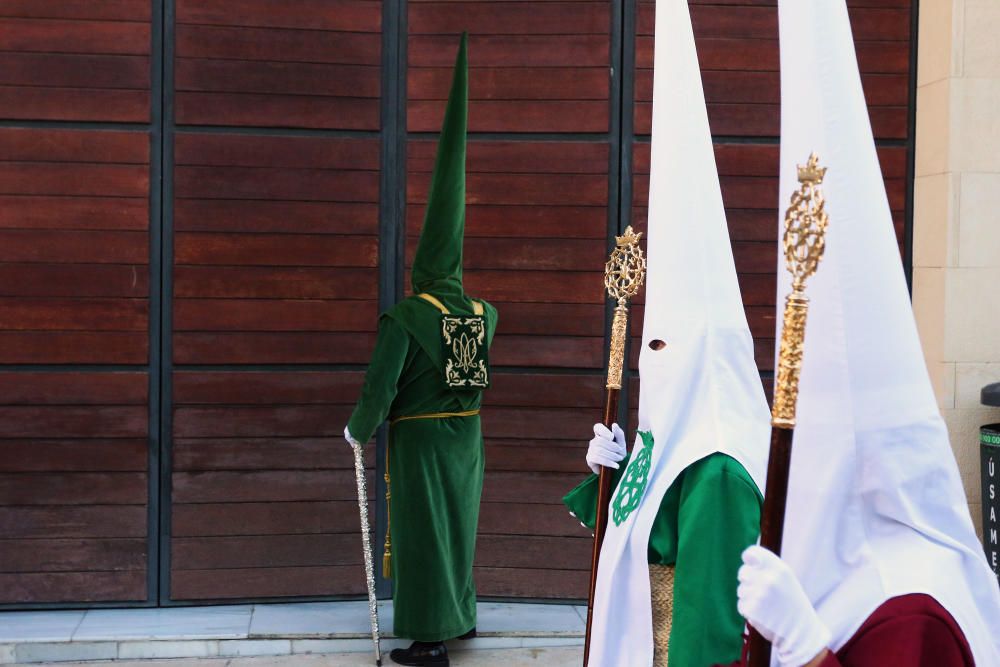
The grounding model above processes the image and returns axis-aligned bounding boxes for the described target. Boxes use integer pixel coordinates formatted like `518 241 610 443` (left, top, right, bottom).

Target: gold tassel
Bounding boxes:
382 468 392 579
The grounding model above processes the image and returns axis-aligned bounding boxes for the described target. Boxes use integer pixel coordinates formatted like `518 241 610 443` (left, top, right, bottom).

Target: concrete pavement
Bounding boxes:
25 647 583 666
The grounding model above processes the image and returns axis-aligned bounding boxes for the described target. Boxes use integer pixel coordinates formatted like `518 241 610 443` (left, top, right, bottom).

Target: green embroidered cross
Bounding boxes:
612 430 654 526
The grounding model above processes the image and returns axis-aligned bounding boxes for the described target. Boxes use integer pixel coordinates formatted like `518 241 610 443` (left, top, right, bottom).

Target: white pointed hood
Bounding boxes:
776 1 1000 664
586 0 771 663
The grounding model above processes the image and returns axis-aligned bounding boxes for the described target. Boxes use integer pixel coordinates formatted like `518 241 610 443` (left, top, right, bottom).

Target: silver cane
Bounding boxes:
351 442 382 666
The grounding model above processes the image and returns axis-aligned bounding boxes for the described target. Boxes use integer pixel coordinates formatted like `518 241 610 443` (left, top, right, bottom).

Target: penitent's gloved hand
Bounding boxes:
586 422 627 475
344 426 361 448
738 545 832 667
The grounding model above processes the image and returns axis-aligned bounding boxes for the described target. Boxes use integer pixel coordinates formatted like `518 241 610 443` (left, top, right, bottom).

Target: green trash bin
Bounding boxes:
982 425 999 583
981 381 1000 585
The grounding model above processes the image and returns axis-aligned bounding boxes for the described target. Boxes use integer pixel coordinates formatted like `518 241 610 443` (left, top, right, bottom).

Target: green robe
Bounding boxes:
348 294 498 642
564 448 762 667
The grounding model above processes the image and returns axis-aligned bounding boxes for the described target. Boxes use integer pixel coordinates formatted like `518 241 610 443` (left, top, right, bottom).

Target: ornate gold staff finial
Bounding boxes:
604 225 647 390
772 153 830 428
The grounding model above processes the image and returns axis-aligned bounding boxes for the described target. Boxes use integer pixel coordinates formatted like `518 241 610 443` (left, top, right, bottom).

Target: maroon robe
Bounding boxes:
721 594 974 667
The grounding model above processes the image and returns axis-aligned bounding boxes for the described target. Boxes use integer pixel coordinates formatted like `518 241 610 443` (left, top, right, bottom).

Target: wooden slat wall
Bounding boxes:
175 0 381 129
0 0 153 606
0 0 917 607
171 371 374 599
0 128 151 364
408 2 610 133
0 373 149 603
172 133 380 364
0 2 151 122
169 0 382 601
408 0 613 599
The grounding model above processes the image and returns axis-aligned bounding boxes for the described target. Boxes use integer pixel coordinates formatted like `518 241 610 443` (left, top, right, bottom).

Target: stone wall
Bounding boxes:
914 0 1000 535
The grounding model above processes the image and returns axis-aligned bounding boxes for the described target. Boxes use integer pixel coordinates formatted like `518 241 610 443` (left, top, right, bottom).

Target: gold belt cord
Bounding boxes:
381 408 481 579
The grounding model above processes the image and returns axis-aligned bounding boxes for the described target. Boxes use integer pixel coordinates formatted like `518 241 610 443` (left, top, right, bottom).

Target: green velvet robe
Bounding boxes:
564 448 762 667
348 294 498 642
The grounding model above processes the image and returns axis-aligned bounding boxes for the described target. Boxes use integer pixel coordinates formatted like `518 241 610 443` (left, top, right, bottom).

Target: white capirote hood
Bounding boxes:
586 0 771 664
776 1 1000 665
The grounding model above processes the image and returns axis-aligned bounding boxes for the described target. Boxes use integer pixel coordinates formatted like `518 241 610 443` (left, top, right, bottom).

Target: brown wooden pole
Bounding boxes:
747 426 795 667
584 226 646 666
583 386 621 666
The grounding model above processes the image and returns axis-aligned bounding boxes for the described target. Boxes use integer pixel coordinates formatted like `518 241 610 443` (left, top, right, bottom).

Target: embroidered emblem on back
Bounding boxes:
612 430 654 526
442 315 489 388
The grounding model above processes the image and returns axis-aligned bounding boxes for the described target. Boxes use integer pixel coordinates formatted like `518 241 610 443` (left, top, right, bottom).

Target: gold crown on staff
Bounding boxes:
605 225 646 305
615 226 643 248
797 153 828 184
784 153 829 293
771 152 830 427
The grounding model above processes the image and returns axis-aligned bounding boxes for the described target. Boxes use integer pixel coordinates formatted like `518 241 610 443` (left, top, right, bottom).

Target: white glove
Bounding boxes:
586 423 627 475
344 426 361 448
737 545 831 667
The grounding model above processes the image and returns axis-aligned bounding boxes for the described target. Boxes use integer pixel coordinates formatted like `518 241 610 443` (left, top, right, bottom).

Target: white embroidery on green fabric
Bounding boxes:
612 430 654 526
442 315 489 388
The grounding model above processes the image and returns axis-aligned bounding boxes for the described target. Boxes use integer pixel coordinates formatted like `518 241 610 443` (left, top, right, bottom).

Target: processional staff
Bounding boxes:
351 441 382 666
747 153 830 667
584 226 646 667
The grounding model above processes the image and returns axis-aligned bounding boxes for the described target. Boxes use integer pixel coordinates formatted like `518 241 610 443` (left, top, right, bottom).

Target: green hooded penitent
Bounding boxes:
346 33 497 643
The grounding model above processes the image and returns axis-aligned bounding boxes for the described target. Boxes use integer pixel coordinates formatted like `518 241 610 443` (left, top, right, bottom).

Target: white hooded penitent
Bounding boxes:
586 0 771 664
776 1 1000 664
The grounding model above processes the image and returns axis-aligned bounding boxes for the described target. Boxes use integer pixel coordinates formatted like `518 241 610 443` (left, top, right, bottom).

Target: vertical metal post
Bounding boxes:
156 0 177 605
376 0 408 600
147 0 165 607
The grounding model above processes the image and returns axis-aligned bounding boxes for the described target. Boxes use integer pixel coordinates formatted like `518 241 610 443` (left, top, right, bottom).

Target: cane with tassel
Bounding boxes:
584 226 646 667
747 153 830 667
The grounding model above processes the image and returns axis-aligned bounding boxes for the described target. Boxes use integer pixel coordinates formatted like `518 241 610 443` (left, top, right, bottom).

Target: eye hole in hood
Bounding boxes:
648 339 667 351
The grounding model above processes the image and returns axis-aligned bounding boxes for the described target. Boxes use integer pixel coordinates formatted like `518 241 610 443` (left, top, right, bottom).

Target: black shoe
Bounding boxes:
390 641 449 666
456 627 476 640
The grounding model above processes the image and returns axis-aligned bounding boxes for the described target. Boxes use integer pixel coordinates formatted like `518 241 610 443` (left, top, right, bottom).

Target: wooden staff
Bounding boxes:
584 226 646 666
748 153 830 667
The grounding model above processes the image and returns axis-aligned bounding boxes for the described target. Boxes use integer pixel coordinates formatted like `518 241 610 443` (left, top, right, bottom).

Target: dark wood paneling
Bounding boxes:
634 1 912 137
172 501 369 537
172 534 361 570
173 133 379 364
0 372 149 604
0 7 151 122
0 572 147 604
170 371 372 601
175 0 381 129
171 566 362 600
474 373 599 598
476 566 585 599
408 2 611 133
0 128 150 365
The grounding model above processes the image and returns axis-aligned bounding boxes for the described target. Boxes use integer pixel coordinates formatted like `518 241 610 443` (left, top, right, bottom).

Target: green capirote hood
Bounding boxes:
411 33 468 299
